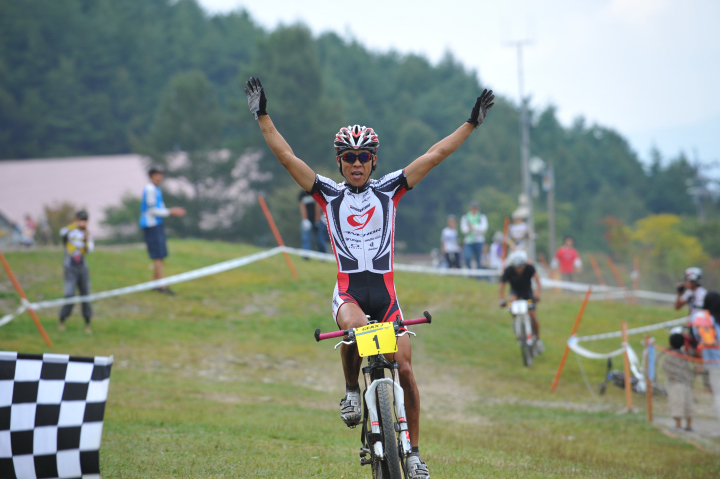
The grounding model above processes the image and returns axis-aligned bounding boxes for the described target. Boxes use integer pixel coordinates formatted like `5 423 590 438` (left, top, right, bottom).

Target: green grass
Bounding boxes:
1 240 718 478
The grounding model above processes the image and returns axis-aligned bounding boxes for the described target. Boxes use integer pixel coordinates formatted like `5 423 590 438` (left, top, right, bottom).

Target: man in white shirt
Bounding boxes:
440 215 461 268
460 200 488 269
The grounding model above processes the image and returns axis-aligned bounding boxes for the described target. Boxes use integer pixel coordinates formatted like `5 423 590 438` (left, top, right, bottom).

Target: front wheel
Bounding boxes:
376 382 403 479
518 320 533 367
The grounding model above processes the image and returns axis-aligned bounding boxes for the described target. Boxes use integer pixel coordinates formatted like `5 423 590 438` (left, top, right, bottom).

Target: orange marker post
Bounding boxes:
0 251 53 348
645 335 653 422
551 287 592 392
501 217 510 263
606 256 631 303
258 196 299 281
589 255 609 300
622 321 632 412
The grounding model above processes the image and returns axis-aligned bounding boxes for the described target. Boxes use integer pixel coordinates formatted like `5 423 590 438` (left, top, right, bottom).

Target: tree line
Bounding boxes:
1 0 716 257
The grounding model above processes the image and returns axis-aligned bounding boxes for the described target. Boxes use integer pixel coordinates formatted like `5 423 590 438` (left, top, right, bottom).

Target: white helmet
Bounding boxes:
509 250 528 267
684 267 702 283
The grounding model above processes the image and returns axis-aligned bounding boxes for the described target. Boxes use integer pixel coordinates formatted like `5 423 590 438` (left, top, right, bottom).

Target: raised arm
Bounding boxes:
245 77 316 191
405 89 494 188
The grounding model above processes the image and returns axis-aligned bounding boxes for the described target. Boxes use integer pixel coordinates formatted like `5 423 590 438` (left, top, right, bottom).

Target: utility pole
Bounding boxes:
506 40 535 261
545 160 556 259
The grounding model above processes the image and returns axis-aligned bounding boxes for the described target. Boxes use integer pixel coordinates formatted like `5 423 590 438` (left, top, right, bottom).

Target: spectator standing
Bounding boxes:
487 231 504 270
553 235 582 282
299 190 326 254
460 200 488 269
691 309 720 429
21 214 36 246
662 333 695 431
675 267 707 315
507 211 529 252
58 210 94 334
139 167 186 295
440 215 461 269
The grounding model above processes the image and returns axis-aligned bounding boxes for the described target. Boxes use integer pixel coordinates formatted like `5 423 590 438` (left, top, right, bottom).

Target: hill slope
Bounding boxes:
1 240 718 477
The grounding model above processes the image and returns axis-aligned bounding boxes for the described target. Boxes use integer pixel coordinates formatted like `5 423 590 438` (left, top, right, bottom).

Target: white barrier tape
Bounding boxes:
0 244 682 331
574 316 689 343
568 336 625 359
281 246 502 277
568 337 645 382
0 247 284 325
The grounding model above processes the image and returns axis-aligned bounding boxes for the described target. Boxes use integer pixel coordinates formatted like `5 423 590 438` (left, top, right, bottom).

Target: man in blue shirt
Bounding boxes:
140 167 186 295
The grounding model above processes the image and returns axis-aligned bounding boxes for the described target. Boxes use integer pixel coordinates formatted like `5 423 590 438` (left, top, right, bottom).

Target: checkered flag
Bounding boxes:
0 351 113 479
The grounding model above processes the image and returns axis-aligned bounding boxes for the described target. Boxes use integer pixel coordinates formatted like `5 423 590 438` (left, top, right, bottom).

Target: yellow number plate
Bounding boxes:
355 322 397 357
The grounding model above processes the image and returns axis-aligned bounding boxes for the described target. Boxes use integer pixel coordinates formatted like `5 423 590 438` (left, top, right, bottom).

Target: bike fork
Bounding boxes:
364 378 411 459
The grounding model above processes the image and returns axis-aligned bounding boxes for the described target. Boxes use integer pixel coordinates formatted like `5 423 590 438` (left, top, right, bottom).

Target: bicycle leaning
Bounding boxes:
315 312 432 479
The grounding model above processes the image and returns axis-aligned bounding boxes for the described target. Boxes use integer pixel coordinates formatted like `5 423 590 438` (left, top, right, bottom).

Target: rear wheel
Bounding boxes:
376 382 403 479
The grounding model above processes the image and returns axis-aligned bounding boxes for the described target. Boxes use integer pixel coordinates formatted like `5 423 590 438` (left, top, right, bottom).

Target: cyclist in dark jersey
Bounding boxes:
499 250 544 353
245 77 494 479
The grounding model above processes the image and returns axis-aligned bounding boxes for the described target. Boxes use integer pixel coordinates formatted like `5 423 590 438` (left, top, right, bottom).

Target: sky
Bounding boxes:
197 0 720 169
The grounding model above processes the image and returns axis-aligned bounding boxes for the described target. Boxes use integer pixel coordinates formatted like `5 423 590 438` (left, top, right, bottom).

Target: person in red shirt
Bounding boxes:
553 236 582 282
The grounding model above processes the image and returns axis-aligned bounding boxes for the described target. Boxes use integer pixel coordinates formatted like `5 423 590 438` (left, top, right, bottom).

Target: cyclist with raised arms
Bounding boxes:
245 77 494 479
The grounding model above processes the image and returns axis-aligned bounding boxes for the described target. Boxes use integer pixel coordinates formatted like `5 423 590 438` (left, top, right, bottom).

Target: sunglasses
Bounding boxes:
340 152 374 164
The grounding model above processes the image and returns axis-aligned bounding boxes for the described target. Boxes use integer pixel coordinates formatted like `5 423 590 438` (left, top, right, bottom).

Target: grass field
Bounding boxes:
1 240 718 478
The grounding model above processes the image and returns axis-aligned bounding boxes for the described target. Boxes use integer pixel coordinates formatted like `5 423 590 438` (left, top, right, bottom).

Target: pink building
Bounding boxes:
0 154 149 239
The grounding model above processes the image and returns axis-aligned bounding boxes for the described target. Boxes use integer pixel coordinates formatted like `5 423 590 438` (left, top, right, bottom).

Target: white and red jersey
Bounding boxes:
310 169 411 324
311 169 410 275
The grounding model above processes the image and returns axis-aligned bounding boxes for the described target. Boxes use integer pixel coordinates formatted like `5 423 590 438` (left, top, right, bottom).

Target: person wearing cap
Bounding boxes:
58 210 94 333
675 267 707 315
460 200 488 270
139 167 186 295
507 209 530 252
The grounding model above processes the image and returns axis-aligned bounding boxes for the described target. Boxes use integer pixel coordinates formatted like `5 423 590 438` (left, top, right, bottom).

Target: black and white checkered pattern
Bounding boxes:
0 351 113 479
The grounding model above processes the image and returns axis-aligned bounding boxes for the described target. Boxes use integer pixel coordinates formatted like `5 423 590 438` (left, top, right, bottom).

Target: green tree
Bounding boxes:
135 70 241 238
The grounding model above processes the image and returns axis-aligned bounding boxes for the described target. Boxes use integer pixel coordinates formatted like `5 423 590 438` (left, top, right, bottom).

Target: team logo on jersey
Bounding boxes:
347 206 376 230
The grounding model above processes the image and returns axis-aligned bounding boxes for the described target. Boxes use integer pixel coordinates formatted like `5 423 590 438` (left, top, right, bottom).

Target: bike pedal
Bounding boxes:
359 448 369 458
360 457 372 466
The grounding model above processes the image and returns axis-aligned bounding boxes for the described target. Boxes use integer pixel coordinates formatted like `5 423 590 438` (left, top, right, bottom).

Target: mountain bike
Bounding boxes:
315 312 432 479
502 299 537 367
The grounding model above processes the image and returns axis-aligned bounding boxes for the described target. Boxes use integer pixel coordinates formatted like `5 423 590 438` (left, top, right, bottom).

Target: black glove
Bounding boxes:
244 77 267 120
676 283 686 294
467 89 495 128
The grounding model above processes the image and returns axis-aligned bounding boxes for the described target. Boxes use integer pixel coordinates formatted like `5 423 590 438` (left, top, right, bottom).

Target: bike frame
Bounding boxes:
510 299 534 347
315 312 432 476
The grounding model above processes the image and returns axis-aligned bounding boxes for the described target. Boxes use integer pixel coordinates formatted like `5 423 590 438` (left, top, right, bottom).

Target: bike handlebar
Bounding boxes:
314 311 432 342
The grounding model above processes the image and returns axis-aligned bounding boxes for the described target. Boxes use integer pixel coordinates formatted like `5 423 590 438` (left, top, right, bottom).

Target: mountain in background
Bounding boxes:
0 0 714 254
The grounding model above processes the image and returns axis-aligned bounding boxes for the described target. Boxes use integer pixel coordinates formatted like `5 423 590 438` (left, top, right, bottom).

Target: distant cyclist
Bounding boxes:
675 267 707 315
245 76 494 479
499 250 544 353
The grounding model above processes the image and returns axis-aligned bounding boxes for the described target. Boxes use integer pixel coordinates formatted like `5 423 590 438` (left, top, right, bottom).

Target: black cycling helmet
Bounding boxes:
75 210 89 221
669 333 685 350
